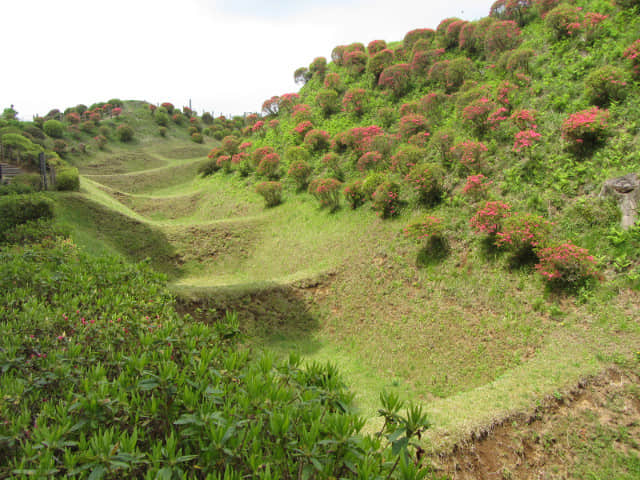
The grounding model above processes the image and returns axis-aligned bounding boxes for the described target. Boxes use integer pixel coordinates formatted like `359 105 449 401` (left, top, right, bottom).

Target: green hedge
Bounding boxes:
0 194 54 239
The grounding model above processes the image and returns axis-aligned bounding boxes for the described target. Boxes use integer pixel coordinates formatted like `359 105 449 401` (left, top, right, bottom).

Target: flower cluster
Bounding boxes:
251 120 265 135
510 109 537 130
513 129 542 152
342 88 368 116
292 104 313 123
324 73 342 91
287 159 312 190
561 107 609 152
378 64 411 97
308 178 342 211
484 20 522 56
343 180 365 209
398 114 429 139
544 4 582 39
357 151 383 172
462 97 496 133
161 102 174 113
304 129 331 151
367 39 387 55
216 155 233 172
470 200 512 235
293 121 314 138
256 152 281 178
450 141 488 170
623 39 640 78
344 50 368 75
462 174 492 199
495 212 553 252
251 146 275 168
535 242 598 287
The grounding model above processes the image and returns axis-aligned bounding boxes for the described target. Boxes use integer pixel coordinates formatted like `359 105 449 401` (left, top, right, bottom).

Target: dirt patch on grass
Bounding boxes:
433 366 640 479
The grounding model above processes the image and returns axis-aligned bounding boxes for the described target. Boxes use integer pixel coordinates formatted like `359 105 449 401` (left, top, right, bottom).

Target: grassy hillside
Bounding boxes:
2 0 640 477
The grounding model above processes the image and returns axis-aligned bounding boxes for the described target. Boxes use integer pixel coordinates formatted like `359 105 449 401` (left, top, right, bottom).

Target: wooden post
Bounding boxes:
0 163 3 182
39 152 47 190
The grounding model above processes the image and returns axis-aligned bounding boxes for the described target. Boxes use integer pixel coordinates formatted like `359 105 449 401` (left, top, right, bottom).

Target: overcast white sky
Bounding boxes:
1 1 494 120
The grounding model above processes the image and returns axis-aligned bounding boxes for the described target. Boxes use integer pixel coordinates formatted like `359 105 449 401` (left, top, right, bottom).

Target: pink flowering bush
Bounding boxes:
404 162 445 206
239 141 252 151
257 152 281 179
408 132 431 148
372 181 401 218
216 155 233 173
484 20 522 56
292 104 313 123
428 57 473 93
309 57 327 79
367 49 395 83
535 242 599 289
404 216 447 257
390 145 426 174
544 4 582 40
293 121 314 140
561 107 610 154
268 119 280 130
287 159 312 190
459 22 480 53
331 45 347 66
222 135 241 155
510 109 537 130
251 146 275 168
262 96 280 116
65 112 81 124
332 126 385 156
161 102 174 114
470 200 512 235
279 93 300 113
343 180 366 209
357 151 384 172
513 129 542 152
490 0 534 25
323 73 343 91
410 48 445 79
623 40 640 79
450 141 488 171
399 114 429 140
462 97 496 134
308 178 342 211
344 50 368 75
316 89 340 116
495 212 553 261
444 20 468 49
462 174 492 200
582 12 608 43
304 129 331 152
378 64 412 97
342 88 368 116
251 120 265 136
255 181 283 207
367 39 387 55
403 28 436 51
584 65 629 106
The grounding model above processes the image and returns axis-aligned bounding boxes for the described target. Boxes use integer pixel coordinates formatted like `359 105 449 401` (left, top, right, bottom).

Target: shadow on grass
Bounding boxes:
416 237 450 267
175 283 322 354
56 193 182 277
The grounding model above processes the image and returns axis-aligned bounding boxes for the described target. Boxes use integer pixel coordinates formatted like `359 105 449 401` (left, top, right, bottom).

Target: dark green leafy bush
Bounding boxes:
255 181 283 207
42 120 64 138
0 194 54 240
116 124 134 142
584 66 629 107
56 167 80 191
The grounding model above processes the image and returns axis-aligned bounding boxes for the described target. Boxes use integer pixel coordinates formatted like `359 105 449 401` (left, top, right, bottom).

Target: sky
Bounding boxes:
1 0 495 121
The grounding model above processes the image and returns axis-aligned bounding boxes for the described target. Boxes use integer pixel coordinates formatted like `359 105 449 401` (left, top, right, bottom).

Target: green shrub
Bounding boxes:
56 167 80 191
42 119 64 138
116 124 134 142
287 159 312 190
343 180 366 209
198 158 220 176
584 66 629 107
308 177 342 211
158 126 167 137
155 111 170 127
404 163 444 207
361 172 388 200
1 218 69 245
191 132 203 143
9 173 42 191
544 4 581 40
0 194 54 239
372 181 401 218
255 181 283 207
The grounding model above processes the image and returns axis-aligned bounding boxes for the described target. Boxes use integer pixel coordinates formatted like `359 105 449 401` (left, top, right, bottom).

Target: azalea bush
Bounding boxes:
323 73 343 92
256 152 281 179
367 39 387 55
561 107 610 155
450 140 488 171
544 4 582 40
372 181 401 218
513 129 542 153
378 64 412 97
357 151 384 172
367 49 395 83
470 200 512 235
495 212 553 265
490 0 534 26
308 178 342 211
623 39 640 79
535 242 599 290
462 174 492 200
255 181 283 207
584 65 629 106
287 159 312 190
404 162 444 207
403 28 436 51
484 20 522 56
398 114 429 140
462 97 496 135
342 88 368 116
116 124 134 142
316 89 340 116
343 180 366 209
303 129 330 152
344 50 368 75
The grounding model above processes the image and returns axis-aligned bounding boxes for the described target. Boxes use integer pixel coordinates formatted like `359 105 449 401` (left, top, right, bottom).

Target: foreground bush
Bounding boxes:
255 181 283 207
0 194 54 240
308 177 342 211
535 242 599 290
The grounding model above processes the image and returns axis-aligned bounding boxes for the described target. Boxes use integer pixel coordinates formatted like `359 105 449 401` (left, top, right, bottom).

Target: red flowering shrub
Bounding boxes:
623 39 640 79
308 178 342 211
409 133 431 148
293 121 314 140
533 0 560 15
161 102 174 114
490 0 534 25
149 104 156 115
292 104 313 123
510 109 537 130
400 102 419 116
172 113 184 125
65 112 81 124
342 88 368 116
495 212 553 252
459 22 480 53
419 92 448 120
268 119 280 130
367 49 395 82
255 181 283 207
561 107 610 154
324 73 343 91
116 124 134 142
208 147 223 160
372 181 401 218
378 64 412 97
251 146 275 168
279 93 300 113
544 4 582 39
410 48 445 79
403 28 436 51
89 112 101 123
582 12 608 43
428 58 473 93
239 141 252 151
309 57 327 79
257 152 281 179
399 114 429 140
315 89 340 116
331 45 347 66
344 50 368 75
304 129 331 151
343 180 366 209
251 121 265 136
191 132 203 144
470 200 512 235
94 135 107 150
484 20 522 57
287 159 312 190
357 151 384 172
332 126 385 156
262 96 280 116
584 66 629 106
368 39 387 55
487 107 510 131
217 155 233 173
322 153 344 180
462 174 492 199
443 20 468 49
404 162 444 206
436 17 462 38
404 216 445 245
430 130 455 163
462 97 496 134
450 141 488 171
513 129 542 152
535 242 598 289
222 135 241 155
